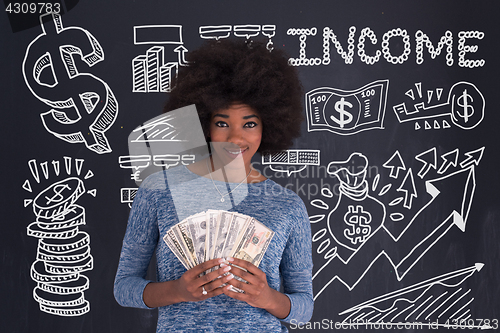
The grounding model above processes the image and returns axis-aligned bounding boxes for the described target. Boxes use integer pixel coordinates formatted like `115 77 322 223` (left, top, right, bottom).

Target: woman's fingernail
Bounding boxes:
227 273 234 280
226 257 234 262
223 265 231 272
220 263 226 267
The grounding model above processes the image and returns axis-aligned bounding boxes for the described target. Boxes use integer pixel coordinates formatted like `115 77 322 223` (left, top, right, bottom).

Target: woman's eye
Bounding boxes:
244 122 258 128
215 121 228 127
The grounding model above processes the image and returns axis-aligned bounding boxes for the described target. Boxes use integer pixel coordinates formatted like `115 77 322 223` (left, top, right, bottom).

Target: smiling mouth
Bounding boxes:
224 147 247 155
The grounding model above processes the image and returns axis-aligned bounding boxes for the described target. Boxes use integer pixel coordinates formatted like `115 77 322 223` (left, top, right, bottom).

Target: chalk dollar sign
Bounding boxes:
330 97 353 128
22 13 118 154
343 205 372 245
456 89 474 124
45 184 72 205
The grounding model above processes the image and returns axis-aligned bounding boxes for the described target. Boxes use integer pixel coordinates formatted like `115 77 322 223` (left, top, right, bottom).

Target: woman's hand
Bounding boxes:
221 257 291 319
175 258 234 302
143 258 234 307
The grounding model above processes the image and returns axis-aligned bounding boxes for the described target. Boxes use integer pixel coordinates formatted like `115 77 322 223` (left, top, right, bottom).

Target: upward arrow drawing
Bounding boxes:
383 150 406 179
437 148 459 174
174 45 189 66
340 263 484 315
397 168 417 209
415 147 437 178
460 147 485 169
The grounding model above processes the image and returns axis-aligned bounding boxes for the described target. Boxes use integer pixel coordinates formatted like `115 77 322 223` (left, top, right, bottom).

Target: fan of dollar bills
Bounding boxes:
163 210 274 270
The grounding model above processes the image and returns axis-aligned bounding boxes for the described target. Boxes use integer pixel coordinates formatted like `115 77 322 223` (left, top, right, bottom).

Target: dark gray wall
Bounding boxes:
2 0 499 332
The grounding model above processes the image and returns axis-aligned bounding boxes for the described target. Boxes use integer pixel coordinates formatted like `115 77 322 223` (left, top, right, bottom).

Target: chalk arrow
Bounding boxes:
312 166 477 297
174 45 189 66
460 146 485 169
397 165 476 274
340 263 484 315
437 148 459 174
435 166 476 232
397 168 417 209
415 147 437 178
383 150 406 179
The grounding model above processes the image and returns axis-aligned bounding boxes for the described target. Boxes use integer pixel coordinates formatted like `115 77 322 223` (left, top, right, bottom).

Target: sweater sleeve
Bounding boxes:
114 184 159 309
280 199 314 323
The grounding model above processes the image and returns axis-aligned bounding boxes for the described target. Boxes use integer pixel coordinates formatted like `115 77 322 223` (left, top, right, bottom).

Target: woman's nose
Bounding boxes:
227 127 244 145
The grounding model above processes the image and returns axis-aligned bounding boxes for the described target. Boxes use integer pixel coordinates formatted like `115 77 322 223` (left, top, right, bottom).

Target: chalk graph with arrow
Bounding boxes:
339 264 492 329
310 146 485 309
132 25 188 93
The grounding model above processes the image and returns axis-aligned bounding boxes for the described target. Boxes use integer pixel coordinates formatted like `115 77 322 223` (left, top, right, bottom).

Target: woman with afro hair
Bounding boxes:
114 39 313 332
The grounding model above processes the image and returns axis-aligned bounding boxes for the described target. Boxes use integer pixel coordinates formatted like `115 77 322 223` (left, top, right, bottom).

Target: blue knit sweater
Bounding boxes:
114 166 313 332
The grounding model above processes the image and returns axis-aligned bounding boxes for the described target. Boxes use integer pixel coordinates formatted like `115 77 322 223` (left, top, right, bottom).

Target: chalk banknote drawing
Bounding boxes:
305 80 389 135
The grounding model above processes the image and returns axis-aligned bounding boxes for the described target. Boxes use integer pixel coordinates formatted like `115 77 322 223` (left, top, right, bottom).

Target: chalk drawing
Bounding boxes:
119 154 195 182
199 24 276 44
415 30 453 66
287 26 484 67
287 27 322 66
339 264 489 329
132 25 188 93
393 81 484 130
311 147 482 307
22 13 118 154
458 31 485 68
23 157 95 316
121 188 138 208
261 149 320 176
123 105 206 189
133 25 183 45
305 80 389 135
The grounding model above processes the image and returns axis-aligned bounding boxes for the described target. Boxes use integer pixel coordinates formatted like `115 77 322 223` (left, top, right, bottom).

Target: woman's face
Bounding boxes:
209 103 262 170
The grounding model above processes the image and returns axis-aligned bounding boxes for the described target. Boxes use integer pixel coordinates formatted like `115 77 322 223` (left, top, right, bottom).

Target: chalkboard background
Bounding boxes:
2 0 499 332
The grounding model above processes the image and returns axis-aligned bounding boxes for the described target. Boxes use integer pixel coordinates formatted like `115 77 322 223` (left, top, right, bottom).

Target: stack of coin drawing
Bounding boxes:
163 210 274 271
27 177 93 316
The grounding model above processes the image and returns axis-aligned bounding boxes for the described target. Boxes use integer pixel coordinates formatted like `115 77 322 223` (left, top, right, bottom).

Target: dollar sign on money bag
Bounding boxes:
449 82 484 130
343 205 372 245
22 13 118 154
326 153 385 260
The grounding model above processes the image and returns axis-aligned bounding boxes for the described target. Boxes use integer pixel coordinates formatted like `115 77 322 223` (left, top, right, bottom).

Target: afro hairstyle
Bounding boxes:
163 38 304 154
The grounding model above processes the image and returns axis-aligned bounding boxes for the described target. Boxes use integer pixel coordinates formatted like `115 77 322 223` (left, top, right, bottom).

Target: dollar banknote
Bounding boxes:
211 211 233 260
185 213 208 266
163 229 191 269
162 210 274 280
206 210 220 261
230 218 274 267
220 213 251 259
171 223 198 267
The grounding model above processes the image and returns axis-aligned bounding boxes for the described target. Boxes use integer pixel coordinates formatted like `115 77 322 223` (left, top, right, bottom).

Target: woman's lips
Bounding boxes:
224 147 248 157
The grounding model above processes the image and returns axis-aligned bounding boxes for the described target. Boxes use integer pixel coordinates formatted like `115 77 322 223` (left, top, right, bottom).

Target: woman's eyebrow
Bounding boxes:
212 114 259 119
243 114 259 119
212 113 229 118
